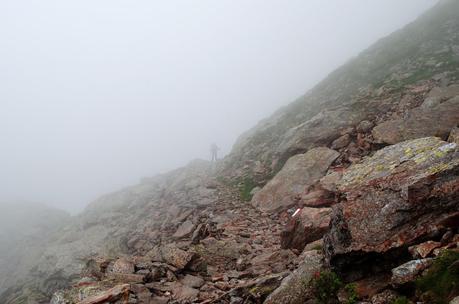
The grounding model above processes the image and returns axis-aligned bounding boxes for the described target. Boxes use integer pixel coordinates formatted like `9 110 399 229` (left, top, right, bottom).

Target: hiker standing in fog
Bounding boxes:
210 143 219 162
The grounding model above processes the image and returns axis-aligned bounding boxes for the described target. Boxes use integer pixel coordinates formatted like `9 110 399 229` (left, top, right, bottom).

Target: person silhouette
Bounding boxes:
210 143 220 162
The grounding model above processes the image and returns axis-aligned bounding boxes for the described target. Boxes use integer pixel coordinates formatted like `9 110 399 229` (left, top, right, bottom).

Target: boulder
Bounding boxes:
250 249 297 275
408 241 442 259
173 220 195 239
79 284 130 304
320 171 343 192
325 137 459 270
275 103 374 167
299 188 335 208
180 274 205 288
356 120 374 133
427 84 459 100
171 283 200 302
331 134 351 150
263 251 322 304
130 284 152 303
107 257 135 274
420 96 441 109
281 207 332 251
252 147 340 212
391 259 433 286
372 96 459 144
147 244 194 270
451 296 459 304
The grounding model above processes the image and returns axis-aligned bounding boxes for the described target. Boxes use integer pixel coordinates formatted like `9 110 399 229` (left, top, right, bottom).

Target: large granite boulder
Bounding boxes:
325 137 459 271
251 147 339 212
373 96 459 144
281 207 332 251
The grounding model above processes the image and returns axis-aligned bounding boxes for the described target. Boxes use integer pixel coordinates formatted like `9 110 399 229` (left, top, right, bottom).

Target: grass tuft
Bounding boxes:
416 250 459 303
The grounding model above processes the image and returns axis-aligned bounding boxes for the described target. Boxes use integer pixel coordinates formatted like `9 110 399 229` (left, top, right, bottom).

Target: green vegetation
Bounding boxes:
344 283 358 304
310 271 342 304
216 175 258 202
238 177 257 202
416 250 459 304
311 244 323 251
374 49 459 92
249 285 276 298
309 272 362 304
392 296 410 304
401 67 437 86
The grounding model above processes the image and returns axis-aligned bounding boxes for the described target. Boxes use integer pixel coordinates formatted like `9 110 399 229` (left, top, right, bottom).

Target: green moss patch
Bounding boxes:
416 250 459 303
309 271 343 304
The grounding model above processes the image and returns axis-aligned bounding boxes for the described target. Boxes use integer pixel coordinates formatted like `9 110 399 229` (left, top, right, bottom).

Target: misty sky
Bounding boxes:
0 0 437 213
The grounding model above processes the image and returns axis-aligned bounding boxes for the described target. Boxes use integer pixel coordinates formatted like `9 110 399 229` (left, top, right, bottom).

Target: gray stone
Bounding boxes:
391 259 433 286
173 220 195 239
373 96 459 144
251 147 339 212
180 274 205 288
147 244 194 270
331 134 351 149
356 120 374 133
107 257 135 274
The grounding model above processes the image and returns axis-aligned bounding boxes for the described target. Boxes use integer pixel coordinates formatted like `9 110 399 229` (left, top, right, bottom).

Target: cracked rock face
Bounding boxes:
325 137 459 270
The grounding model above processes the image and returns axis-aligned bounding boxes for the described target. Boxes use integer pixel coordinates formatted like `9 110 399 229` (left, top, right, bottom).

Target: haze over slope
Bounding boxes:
0 0 436 212
1 0 459 302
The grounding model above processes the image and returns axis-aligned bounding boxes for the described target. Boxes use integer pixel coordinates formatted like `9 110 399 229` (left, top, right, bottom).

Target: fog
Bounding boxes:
0 0 436 213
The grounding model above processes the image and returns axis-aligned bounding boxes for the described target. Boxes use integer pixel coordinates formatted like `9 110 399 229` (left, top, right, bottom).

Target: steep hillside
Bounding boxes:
221 0 459 184
2 0 459 303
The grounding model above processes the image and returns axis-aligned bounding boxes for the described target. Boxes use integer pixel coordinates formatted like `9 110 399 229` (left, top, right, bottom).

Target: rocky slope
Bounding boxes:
2 0 459 303
220 0 459 184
